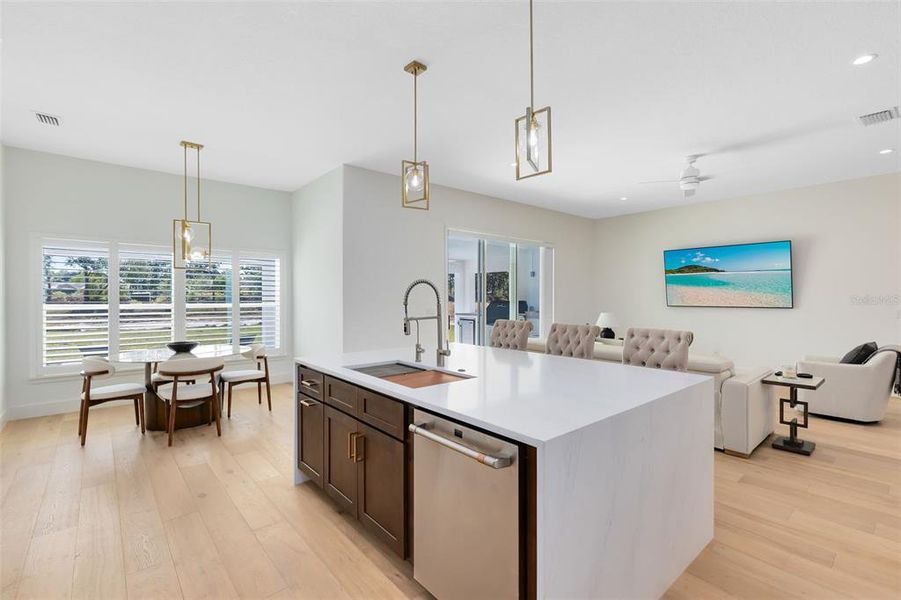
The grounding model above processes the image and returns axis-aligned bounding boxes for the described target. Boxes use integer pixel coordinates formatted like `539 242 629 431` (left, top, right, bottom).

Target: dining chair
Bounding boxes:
155 356 224 446
219 344 272 418
150 361 195 389
489 319 534 350
79 357 145 447
545 323 601 359
622 327 693 371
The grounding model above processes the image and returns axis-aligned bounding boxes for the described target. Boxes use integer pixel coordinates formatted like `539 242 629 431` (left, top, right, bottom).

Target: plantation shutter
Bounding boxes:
239 255 280 350
185 254 233 348
41 241 110 366
119 246 173 352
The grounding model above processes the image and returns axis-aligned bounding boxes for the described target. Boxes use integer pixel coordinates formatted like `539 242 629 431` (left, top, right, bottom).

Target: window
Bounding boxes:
37 238 283 373
185 254 233 347
239 256 280 349
42 241 110 366
119 246 173 352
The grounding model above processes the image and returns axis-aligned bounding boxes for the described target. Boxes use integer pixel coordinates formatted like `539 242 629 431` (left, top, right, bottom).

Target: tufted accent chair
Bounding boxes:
622 328 693 371
545 323 601 359
489 319 534 350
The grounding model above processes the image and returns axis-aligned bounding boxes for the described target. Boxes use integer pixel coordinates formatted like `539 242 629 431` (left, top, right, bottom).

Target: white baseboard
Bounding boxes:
4 371 293 422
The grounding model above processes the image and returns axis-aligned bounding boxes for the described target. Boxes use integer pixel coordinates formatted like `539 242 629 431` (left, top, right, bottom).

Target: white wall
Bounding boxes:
341 166 598 354
594 173 901 367
291 166 343 357
2 146 293 419
0 144 7 428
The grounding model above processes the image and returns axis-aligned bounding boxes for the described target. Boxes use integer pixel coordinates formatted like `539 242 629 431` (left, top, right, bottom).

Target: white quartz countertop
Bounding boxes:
295 343 710 447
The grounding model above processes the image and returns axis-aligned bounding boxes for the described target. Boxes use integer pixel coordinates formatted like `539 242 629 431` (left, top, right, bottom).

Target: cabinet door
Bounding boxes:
356 422 406 557
297 395 324 487
324 405 359 516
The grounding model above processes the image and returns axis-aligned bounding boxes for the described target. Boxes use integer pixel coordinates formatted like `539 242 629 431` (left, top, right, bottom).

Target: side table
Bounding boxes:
762 372 825 456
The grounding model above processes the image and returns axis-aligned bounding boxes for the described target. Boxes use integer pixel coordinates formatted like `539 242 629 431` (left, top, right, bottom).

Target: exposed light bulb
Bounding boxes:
182 224 193 242
528 120 540 149
406 166 423 193
190 248 206 261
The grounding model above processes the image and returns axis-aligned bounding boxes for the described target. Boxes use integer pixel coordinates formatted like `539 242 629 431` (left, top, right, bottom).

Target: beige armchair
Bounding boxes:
546 323 600 359
622 328 693 371
797 352 896 422
489 319 534 350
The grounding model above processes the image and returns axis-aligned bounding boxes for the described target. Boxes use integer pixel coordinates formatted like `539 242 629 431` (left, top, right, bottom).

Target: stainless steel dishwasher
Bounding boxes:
409 409 520 599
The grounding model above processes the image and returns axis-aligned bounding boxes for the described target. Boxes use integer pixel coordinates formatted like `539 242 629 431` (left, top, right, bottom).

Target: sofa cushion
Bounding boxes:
840 342 877 365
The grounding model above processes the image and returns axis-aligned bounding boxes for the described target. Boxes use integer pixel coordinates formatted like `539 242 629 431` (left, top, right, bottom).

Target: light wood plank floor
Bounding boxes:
1 384 899 599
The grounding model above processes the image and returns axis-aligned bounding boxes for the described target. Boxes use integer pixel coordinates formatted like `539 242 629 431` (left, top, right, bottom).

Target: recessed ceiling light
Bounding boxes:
879 148 894 154
852 53 878 66
619 197 628 201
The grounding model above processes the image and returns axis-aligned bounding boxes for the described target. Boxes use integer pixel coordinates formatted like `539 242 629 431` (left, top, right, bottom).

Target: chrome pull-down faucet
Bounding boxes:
403 278 451 367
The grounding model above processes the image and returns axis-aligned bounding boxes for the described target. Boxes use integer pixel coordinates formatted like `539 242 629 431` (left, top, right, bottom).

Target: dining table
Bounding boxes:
118 343 250 431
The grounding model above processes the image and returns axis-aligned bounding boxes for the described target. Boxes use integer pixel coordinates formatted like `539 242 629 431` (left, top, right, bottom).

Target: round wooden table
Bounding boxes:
118 344 249 431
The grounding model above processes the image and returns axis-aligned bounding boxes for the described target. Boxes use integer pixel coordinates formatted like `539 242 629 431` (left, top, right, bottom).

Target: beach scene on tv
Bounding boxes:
664 241 793 308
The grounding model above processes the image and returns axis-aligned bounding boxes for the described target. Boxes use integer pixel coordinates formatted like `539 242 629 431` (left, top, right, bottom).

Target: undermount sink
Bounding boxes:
348 361 473 388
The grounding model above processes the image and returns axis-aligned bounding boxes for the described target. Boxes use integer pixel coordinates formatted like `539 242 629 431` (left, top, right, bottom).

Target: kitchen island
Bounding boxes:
294 343 713 599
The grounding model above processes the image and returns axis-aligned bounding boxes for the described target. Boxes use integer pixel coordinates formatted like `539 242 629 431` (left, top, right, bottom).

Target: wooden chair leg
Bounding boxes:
213 395 222 437
265 378 272 411
227 383 233 419
77 398 86 437
137 396 146 434
167 401 177 447
80 402 90 447
257 382 262 404
133 398 140 425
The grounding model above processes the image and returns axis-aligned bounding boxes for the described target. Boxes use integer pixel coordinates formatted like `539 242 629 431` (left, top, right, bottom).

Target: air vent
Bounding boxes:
34 112 61 126
858 106 899 127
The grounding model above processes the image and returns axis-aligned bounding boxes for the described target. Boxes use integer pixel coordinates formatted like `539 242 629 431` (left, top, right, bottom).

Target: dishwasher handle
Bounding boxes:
409 423 513 469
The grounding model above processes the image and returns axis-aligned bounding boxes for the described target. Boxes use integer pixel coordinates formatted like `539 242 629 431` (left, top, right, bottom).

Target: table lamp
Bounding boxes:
595 312 617 339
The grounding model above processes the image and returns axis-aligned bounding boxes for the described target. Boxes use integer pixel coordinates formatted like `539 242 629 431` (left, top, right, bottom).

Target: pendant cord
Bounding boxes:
196 146 201 221
529 0 534 111
413 71 418 163
183 144 188 220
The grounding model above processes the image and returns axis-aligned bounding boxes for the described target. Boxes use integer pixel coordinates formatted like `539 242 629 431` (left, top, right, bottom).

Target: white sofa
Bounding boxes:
526 338 773 457
797 353 897 422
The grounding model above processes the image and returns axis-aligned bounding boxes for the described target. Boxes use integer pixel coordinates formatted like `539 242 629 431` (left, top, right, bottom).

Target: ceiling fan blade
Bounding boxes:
698 175 712 182
638 179 680 184
683 188 696 198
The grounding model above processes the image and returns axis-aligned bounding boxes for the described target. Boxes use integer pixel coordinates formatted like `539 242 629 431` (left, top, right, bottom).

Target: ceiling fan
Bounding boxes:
638 155 710 197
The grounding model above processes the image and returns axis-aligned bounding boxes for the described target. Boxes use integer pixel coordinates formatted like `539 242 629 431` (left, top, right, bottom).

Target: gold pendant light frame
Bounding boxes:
402 60 430 210
514 0 552 180
173 140 211 269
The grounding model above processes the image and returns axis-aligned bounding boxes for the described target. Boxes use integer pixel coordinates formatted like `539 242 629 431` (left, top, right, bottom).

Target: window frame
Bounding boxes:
32 233 287 379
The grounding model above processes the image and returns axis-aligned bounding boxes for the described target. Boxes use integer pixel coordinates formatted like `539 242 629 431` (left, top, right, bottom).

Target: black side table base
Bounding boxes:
772 436 816 456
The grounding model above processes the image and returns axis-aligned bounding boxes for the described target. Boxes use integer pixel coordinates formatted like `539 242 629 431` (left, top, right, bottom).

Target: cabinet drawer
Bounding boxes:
297 365 324 401
324 376 358 414
358 389 405 440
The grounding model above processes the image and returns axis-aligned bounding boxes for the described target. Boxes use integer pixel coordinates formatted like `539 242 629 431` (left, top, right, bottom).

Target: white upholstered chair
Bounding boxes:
545 323 601 359
797 352 897 422
622 328 693 372
79 357 145 446
219 345 272 417
489 319 534 350
156 356 224 446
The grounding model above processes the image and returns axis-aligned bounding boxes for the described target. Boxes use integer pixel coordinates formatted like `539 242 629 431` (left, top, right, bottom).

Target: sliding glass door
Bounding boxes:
447 232 552 346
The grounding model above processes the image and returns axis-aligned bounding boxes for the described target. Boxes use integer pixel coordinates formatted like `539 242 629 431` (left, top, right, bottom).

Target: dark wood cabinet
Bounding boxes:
298 365 408 557
324 376 358 414
357 422 406 556
323 405 360 515
297 394 325 487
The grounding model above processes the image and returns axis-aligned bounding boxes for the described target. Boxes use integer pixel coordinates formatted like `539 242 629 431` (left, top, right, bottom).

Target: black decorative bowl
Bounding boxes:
167 341 198 354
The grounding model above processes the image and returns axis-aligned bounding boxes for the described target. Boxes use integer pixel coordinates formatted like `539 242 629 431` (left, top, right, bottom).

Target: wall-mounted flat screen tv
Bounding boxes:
664 240 793 308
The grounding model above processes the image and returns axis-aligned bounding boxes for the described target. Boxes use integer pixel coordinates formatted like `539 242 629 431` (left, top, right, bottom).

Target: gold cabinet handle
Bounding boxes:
299 399 317 408
354 434 365 462
300 379 319 389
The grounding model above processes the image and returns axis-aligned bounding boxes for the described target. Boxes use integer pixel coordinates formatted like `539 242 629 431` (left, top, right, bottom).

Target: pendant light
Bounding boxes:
402 60 429 209
514 0 552 180
172 140 211 269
